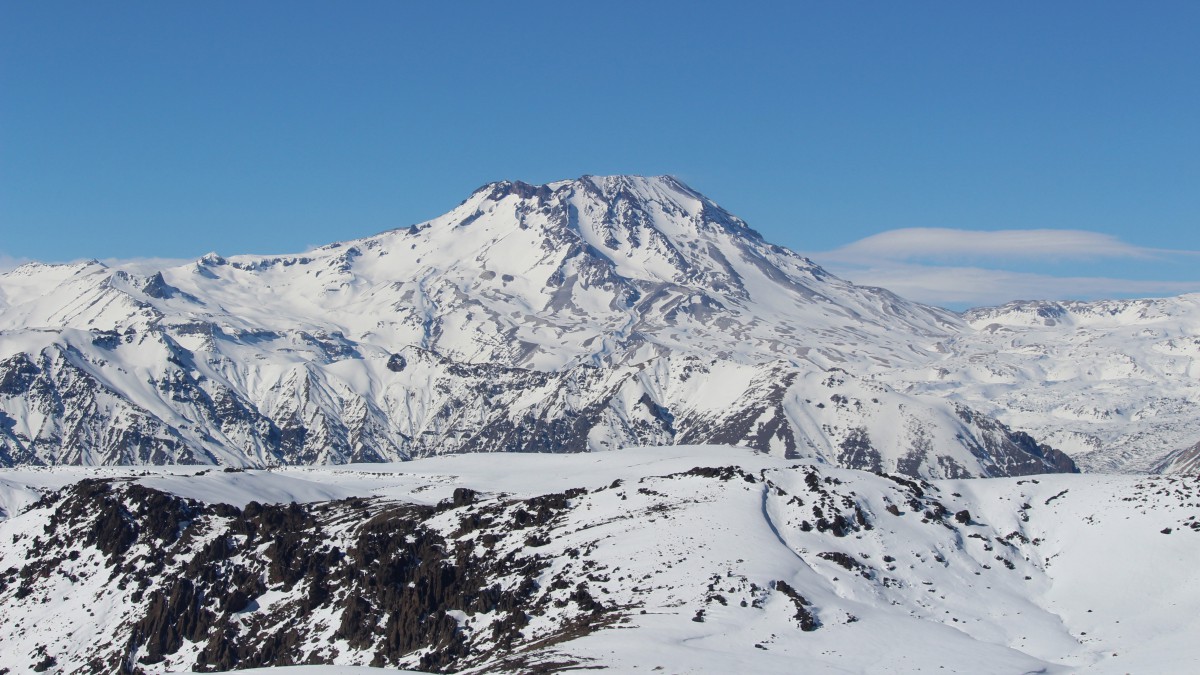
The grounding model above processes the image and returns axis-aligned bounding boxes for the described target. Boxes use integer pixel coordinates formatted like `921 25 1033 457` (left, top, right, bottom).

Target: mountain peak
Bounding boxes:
483 173 684 190
576 173 692 192
471 174 699 209
458 174 763 250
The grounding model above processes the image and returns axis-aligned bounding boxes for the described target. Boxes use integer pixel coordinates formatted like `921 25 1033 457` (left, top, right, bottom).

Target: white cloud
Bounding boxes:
99 256 193 274
823 228 1188 264
828 261 1200 308
0 253 32 273
811 228 1200 309
0 252 194 275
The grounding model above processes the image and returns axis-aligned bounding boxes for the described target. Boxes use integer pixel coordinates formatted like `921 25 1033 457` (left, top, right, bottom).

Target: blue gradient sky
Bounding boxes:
2 2 1198 307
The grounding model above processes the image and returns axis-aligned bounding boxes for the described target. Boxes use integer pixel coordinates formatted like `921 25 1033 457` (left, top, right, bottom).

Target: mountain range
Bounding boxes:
3 175 1199 674
0 175 1194 477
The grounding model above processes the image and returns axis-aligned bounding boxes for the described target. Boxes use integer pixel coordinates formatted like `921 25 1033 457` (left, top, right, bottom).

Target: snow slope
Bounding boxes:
0 176 1073 478
892 296 1200 472
0 445 1196 673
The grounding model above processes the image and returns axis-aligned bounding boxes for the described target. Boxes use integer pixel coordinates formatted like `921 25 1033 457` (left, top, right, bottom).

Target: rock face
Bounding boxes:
0 175 1075 477
1154 441 1200 475
0 448 1196 673
0 479 600 673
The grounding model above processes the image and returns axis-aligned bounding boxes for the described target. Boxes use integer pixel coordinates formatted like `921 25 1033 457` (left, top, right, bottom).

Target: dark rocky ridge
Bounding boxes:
1 479 614 673
1154 440 1200 475
0 461 982 673
2 457 1195 673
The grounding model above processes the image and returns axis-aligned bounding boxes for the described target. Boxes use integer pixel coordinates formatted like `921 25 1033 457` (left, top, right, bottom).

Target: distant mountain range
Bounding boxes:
1 175 1195 476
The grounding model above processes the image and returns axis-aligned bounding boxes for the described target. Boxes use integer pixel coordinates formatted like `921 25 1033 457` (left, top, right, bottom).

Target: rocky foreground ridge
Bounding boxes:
0 447 1195 673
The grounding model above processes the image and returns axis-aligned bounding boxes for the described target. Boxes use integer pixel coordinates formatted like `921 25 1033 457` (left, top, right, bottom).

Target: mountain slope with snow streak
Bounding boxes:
0 176 1073 478
0 446 1196 674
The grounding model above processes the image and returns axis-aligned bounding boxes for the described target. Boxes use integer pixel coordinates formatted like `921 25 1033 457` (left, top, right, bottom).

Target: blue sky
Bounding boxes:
2 1 1198 308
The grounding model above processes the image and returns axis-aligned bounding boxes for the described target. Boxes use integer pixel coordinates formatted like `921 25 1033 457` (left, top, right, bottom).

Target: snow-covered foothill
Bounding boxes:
1 446 1197 673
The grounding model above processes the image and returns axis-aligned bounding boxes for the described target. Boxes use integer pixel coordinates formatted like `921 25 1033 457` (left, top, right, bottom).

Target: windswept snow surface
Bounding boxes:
1 446 1197 673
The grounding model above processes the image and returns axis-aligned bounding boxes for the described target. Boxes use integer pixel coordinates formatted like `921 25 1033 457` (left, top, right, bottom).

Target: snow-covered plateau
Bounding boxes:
0 445 1197 673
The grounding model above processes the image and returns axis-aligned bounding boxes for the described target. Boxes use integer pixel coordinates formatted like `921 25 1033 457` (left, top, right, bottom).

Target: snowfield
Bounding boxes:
2 445 1197 673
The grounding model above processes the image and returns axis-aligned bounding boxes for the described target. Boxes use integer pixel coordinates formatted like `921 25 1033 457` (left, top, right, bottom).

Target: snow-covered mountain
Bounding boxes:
0 176 958 370
0 175 1074 478
891 296 1200 473
1 446 1196 673
4 172 1199 674
1155 440 1200 474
